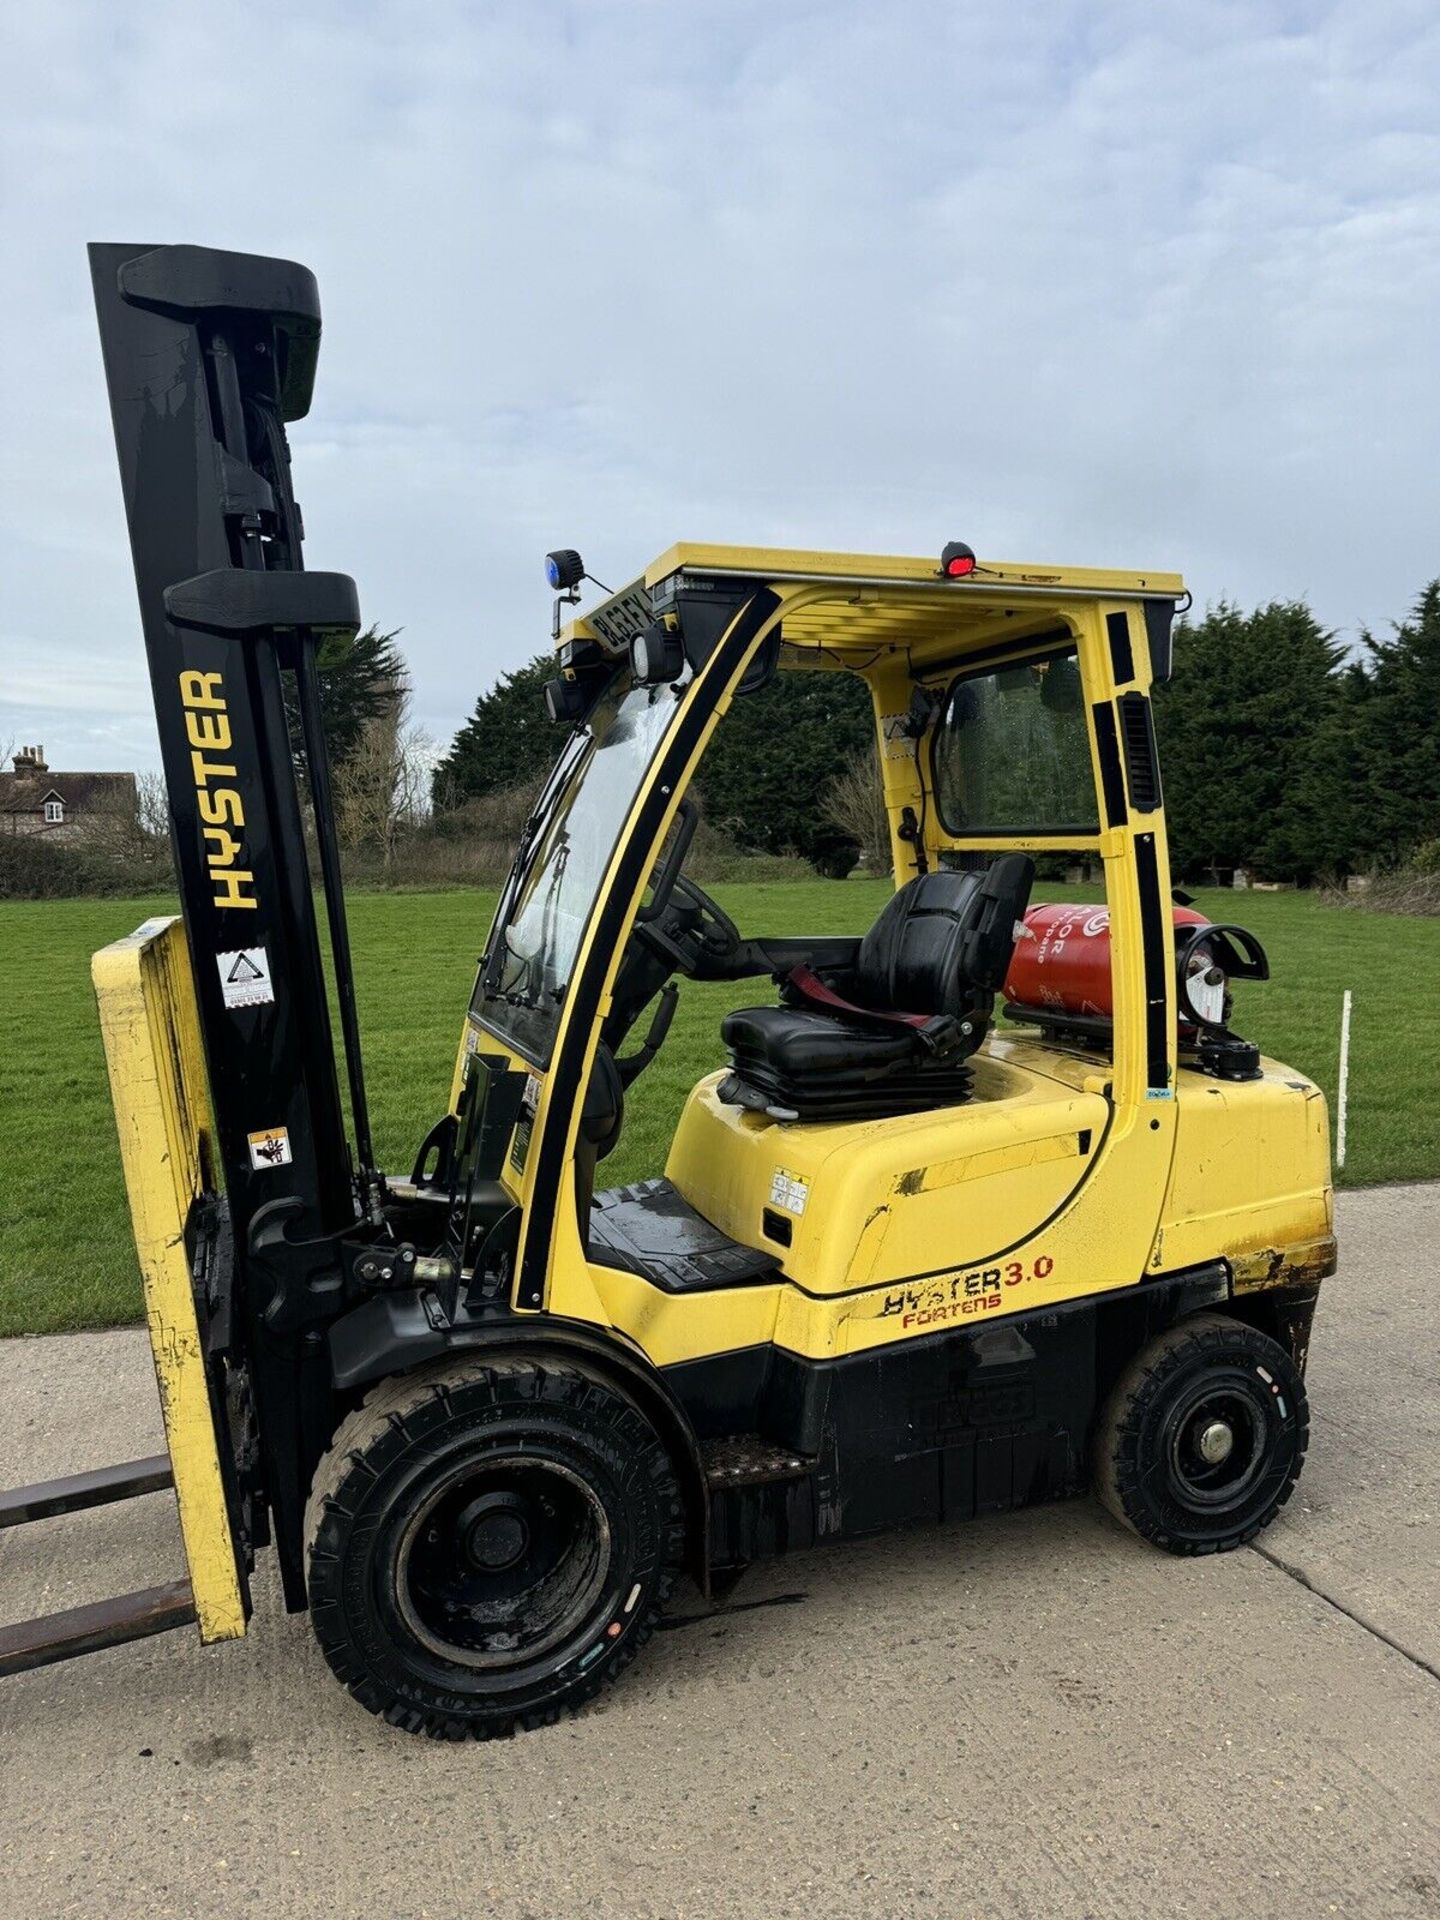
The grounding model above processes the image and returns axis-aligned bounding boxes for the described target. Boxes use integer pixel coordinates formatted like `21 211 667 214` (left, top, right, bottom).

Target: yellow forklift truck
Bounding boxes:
0 244 1335 1738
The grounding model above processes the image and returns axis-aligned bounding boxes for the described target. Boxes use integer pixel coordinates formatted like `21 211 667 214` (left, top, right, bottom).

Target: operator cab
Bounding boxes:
456 540 1281 1325
459 541 1196 1310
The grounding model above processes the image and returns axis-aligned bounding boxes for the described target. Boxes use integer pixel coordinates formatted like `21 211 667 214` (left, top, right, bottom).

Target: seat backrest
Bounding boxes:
853 856 1035 1017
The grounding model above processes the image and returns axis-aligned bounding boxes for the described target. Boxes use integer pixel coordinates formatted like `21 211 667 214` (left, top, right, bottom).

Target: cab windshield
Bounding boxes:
474 667 685 1062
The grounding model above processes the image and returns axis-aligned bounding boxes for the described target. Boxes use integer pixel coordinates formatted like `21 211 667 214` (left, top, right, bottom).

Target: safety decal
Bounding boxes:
218 947 274 1009
247 1125 292 1170
769 1167 810 1216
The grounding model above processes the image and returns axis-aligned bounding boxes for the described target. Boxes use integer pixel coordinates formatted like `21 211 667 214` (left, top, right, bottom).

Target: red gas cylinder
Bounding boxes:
1004 903 1212 1020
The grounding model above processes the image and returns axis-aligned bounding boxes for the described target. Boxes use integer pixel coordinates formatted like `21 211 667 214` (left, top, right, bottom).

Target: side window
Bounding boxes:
932 646 1097 835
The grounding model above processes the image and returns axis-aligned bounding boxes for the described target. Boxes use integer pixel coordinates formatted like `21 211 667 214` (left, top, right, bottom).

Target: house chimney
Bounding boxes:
12 745 47 775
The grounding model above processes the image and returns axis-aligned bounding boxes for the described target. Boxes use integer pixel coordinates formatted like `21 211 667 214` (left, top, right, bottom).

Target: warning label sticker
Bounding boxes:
218 947 274 1009
880 712 913 760
247 1126 292 1170
769 1167 810 1216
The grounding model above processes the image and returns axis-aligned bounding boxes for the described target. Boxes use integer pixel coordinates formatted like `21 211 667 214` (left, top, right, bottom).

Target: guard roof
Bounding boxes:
564 544 1186 669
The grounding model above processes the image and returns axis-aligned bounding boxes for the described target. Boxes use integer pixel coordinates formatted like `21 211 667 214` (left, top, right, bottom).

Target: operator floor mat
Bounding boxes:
587 1178 782 1294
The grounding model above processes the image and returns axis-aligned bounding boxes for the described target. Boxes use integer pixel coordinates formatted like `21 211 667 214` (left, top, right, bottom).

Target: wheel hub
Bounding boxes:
394 1457 612 1670
1195 1418 1235 1466
1167 1378 1271 1511
458 1492 531 1572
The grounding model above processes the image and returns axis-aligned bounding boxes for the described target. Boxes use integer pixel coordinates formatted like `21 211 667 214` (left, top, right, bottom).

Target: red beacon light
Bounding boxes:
940 540 977 578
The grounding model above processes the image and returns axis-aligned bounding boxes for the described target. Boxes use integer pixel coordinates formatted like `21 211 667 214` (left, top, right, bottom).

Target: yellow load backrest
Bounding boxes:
92 917 246 1644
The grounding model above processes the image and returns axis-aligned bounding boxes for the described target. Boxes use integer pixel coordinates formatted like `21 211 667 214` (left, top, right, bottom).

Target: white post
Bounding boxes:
1336 989 1353 1171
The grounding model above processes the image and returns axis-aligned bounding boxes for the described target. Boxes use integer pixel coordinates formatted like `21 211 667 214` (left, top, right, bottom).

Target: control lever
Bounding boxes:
615 984 679 1088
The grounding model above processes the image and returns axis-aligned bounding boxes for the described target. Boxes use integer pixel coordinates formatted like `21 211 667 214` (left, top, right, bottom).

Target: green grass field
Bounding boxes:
2 883 1436 1337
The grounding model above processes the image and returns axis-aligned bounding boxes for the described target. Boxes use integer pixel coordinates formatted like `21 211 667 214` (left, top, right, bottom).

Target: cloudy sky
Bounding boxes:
2 0 1436 774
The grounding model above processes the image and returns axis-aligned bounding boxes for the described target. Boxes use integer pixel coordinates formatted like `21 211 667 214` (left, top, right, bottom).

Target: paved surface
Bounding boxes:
2 1184 1438 1920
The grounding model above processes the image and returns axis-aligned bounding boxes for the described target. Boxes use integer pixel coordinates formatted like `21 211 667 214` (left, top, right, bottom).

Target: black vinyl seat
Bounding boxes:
719 857 1035 1122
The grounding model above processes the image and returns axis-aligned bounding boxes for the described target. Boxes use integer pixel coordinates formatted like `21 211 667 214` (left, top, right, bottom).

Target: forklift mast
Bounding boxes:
89 244 374 1595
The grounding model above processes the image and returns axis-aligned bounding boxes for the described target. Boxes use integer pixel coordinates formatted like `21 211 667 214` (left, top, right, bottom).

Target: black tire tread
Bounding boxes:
304 1354 683 1741
1093 1310 1308 1555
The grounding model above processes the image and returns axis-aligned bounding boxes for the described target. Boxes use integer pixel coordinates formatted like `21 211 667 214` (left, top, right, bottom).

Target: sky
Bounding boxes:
2 0 1437 775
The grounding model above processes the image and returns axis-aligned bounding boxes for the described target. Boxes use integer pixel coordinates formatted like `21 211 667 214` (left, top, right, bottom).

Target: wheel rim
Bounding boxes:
393 1458 612 1670
1163 1375 1272 1511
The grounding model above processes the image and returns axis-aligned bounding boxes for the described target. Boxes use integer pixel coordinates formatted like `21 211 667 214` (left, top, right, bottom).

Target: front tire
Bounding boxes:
305 1355 686 1739
1093 1312 1308 1555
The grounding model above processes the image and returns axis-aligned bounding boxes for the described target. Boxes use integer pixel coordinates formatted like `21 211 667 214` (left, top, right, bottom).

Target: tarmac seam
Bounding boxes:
1250 1541 1440 1687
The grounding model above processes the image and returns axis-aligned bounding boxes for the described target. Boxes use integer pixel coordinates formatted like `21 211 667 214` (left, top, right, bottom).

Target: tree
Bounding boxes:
1278 652 1373 880
334 680 434 879
822 745 892 875
432 654 559 810
437 651 878 872
134 768 171 844
700 666 875 873
1152 600 1352 883
1350 581 1440 866
58 764 201 884
288 625 408 786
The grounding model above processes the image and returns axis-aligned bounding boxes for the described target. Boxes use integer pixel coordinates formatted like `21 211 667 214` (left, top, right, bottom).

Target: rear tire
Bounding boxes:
305 1355 685 1739
1093 1311 1308 1555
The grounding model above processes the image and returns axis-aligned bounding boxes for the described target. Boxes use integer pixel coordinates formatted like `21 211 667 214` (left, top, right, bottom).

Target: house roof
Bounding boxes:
0 770 137 815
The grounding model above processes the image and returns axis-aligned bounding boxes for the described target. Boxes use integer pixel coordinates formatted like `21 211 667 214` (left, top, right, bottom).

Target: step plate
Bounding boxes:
702 1436 812 1488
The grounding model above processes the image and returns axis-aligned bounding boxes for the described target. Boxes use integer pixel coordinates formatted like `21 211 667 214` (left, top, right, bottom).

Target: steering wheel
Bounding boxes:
632 874 741 977
600 870 743 1094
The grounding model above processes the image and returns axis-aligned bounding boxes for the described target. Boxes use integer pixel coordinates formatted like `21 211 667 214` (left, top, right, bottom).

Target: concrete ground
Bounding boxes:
2 1184 1438 1920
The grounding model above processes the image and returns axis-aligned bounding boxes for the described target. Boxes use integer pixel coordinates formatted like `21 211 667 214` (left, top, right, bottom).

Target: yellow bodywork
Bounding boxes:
92 919 247 1645
463 543 1334 1375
